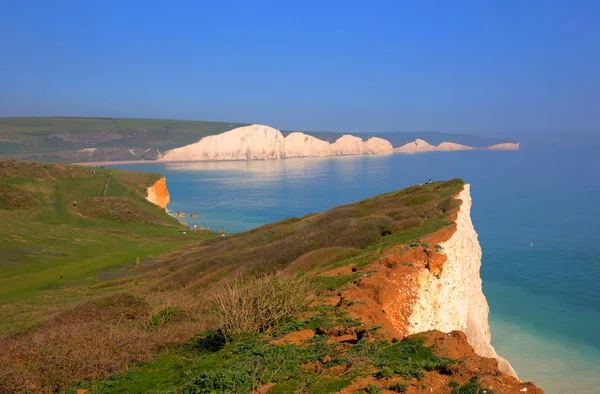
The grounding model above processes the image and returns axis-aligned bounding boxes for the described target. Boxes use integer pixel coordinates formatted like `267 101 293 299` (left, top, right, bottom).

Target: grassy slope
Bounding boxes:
57 178 507 394
0 159 214 333
0 117 247 161
0 117 513 162
3 174 510 394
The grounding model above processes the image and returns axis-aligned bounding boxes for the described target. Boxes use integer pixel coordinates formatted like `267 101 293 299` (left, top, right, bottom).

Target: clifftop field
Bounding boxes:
0 162 542 393
0 159 214 333
0 117 514 163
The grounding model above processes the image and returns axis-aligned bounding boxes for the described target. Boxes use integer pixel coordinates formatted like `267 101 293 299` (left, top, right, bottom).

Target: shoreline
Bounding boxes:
73 147 516 167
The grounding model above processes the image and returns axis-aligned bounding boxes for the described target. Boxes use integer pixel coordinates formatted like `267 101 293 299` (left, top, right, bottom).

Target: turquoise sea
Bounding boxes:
115 142 600 393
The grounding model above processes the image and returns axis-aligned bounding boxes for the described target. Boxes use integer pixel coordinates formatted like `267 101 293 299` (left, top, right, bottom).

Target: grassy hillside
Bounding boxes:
0 117 247 162
0 175 476 392
0 159 214 334
0 117 514 163
0 174 539 393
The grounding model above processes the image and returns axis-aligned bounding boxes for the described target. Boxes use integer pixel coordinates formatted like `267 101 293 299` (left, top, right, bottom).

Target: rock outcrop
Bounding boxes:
146 176 170 210
395 139 475 153
158 124 394 162
489 142 520 150
407 184 516 376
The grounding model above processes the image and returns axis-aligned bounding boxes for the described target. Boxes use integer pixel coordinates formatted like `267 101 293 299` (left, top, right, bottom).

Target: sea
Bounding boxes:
114 137 600 393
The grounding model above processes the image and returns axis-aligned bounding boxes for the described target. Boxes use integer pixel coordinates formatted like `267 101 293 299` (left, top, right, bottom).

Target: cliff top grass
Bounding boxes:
145 177 465 292
0 158 215 332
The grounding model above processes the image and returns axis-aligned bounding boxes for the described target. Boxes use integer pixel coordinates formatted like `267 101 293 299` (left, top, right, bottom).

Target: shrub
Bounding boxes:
211 273 313 339
389 382 409 392
451 377 494 394
366 383 382 394
437 196 460 213
375 366 394 378
146 306 179 331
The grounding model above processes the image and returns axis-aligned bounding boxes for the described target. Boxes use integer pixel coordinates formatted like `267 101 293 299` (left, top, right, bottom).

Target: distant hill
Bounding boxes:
0 117 247 162
0 117 516 163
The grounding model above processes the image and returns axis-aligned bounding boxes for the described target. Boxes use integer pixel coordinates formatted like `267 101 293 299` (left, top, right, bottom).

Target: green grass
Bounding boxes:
0 159 215 333
71 316 452 394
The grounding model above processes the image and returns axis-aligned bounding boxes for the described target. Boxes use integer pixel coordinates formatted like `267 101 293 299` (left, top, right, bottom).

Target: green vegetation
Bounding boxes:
0 159 214 332
389 381 409 392
0 117 246 162
450 377 494 394
72 310 453 394
0 170 468 392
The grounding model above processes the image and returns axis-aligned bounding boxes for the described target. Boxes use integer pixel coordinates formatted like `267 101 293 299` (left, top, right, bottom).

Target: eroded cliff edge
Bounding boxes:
331 183 522 385
407 184 516 376
146 176 170 210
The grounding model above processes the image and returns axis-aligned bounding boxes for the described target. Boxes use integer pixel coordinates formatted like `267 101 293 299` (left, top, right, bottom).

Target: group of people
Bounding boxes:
410 179 433 187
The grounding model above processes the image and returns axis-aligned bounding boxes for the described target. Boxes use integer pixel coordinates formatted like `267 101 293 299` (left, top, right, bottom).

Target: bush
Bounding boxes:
437 196 460 213
366 383 382 394
389 382 409 392
211 273 313 339
451 377 494 394
146 307 179 331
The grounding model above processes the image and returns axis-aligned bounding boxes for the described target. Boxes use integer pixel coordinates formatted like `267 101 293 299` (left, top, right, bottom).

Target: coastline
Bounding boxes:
73 147 515 167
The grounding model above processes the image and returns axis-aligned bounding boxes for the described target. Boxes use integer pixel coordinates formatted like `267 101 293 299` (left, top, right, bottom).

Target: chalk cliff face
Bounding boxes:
146 176 170 210
159 124 394 162
395 139 475 153
489 142 520 150
283 132 331 157
407 185 516 377
157 124 518 162
159 124 284 161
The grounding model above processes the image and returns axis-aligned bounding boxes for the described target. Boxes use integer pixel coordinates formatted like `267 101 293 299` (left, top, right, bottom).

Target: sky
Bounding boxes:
1 0 599 134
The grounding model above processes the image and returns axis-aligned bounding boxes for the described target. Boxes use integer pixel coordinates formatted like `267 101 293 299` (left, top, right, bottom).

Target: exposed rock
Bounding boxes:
146 176 170 210
489 142 520 150
283 132 330 157
407 184 517 376
158 124 394 162
395 138 476 153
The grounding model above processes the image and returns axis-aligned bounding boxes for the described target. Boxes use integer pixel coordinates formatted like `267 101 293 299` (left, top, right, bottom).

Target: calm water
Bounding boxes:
115 146 600 393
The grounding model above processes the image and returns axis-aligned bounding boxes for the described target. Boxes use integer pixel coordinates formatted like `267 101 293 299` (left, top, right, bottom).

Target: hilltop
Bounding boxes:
0 117 517 163
0 165 541 393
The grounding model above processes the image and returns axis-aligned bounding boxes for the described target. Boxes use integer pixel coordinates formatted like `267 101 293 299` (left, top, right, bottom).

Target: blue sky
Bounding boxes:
1 0 599 133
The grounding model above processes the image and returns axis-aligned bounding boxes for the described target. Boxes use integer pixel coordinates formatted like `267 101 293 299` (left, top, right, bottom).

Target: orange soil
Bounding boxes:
146 176 170 210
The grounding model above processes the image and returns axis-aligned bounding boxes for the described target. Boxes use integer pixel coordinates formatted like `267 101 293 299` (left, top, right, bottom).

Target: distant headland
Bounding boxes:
0 117 518 164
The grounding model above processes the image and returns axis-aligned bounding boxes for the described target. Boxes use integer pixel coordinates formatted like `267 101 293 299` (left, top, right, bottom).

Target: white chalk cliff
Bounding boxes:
159 124 393 162
157 124 517 162
407 184 517 377
488 142 520 150
394 139 475 153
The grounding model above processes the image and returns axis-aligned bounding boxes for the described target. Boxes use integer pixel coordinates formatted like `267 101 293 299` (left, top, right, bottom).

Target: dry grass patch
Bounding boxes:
0 292 208 393
212 273 313 340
